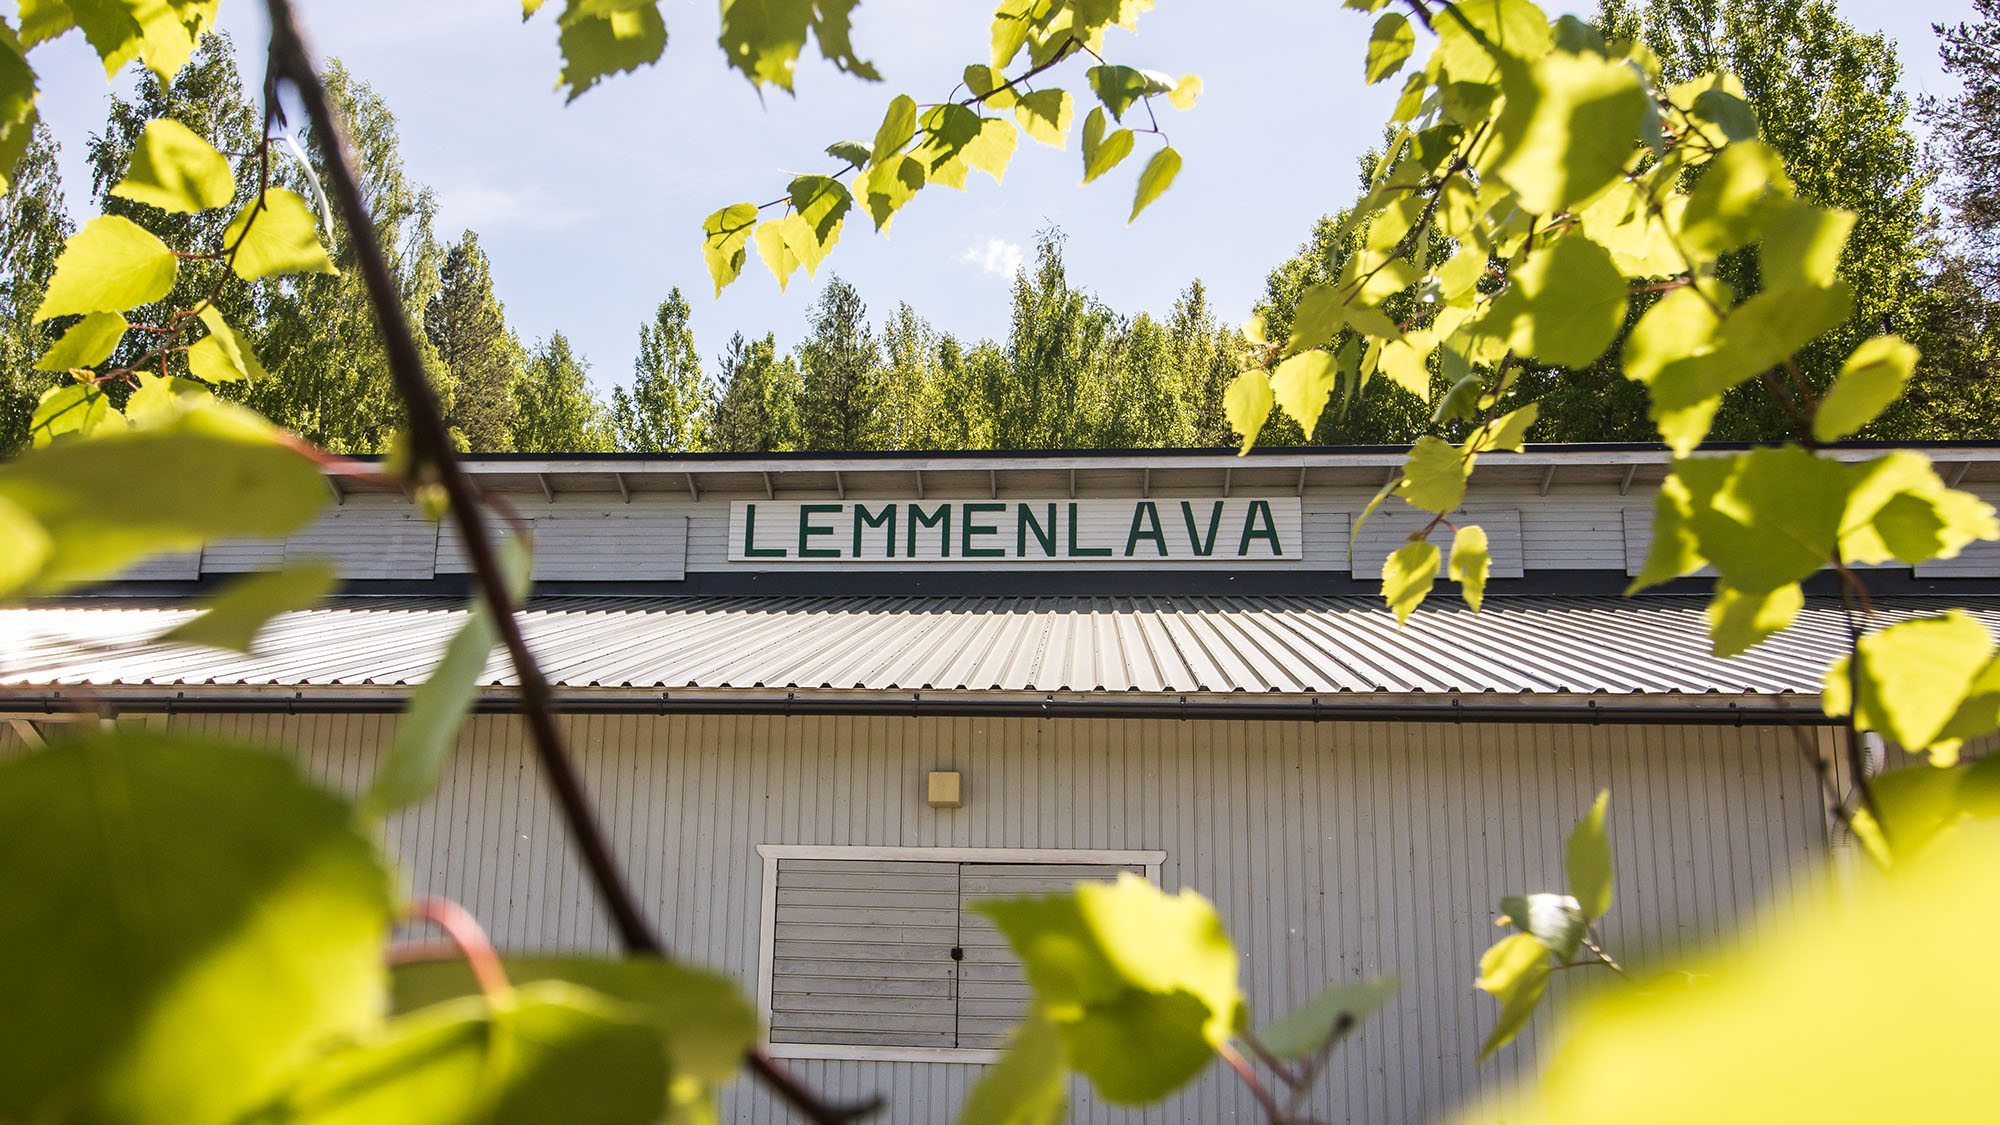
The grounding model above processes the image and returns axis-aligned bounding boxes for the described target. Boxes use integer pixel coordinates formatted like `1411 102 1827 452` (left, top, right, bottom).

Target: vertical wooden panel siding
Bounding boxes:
169 712 1828 1123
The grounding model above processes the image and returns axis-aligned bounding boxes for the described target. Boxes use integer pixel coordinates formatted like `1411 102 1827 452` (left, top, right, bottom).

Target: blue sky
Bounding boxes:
13 0 1976 396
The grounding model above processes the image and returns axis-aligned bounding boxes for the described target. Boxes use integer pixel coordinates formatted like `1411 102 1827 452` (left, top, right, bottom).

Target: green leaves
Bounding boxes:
554 0 668 101
1449 524 1491 611
1254 977 1400 1060
978 873 1244 1104
1080 107 1134 184
1474 931 1552 1059
1434 0 1551 85
28 382 117 447
34 310 127 370
1085 64 1170 122
1814 335 1916 443
110 118 235 213
366 535 530 818
780 175 851 277
1014 88 1073 148
1476 234 1627 369
957 1007 1067 1125
267 983 668 1124
1383 539 1441 625
35 215 177 321
1399 435 1471 513
1679 140 1791 256
701 203 758 295
0 403 328 595
1486 50 1649 213
1565 789 1613 921
1270 349 1340 437
1366 14 1415 84
1706 583 1803 658
1825 613 1996 763
1224 369 1274 453
718 0 879 92
187 307 267 383
160 561 339 653
227 189 338 280
1130 145 1180 221
1761 201 1855 291
872 93 917 164
391 955 759 1122
0 730 392 1125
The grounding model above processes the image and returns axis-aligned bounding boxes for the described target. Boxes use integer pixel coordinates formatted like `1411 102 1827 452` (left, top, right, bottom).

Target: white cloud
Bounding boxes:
435 184 598 235
955 237 1025 279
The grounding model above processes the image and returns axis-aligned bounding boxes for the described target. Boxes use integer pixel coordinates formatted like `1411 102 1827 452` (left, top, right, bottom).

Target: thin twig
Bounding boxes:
1219 1040 1290 1123
260 3 875 1121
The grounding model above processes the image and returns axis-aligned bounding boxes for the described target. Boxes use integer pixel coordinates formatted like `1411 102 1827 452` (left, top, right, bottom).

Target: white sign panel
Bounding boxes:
728 498 1302 563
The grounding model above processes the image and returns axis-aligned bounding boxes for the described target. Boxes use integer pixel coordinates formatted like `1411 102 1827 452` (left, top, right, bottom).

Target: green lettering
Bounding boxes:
854 503 897 557
1238 499 1283 556
909 503 952 557
962 502 1005 557
742 503 786 558
1018 503 1058 557
799 503 842 558
1125 501 1168 557
1181 501 1224 556
1068 502 1111 557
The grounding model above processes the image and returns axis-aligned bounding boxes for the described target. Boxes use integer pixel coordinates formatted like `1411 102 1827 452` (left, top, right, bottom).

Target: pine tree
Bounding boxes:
510 333 613 452
0 122 74 453
798 276 882 451
427 232 523 451
709 331 805 452
612 289 710 452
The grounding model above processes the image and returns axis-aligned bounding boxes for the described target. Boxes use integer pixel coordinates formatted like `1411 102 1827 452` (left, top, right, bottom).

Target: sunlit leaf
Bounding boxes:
392 955 757 1121
752 219 800 290
872 93 917 164
1706 583 1802 658
1475 930 1552 1059
957 1007 1066 1125
979 874 1242 1104
1484 402 1539 451
1129 145 1180 221
1839 452 1999 568
1824 612 1993 759
1399 435 1472 514
1086 64 1169 121
1270 349 1340 437
0 730 392 1125
718 0 878 93
557 0 667 101
1383 538 1441 625
1014 88 1073 148
226 189 338 280
1169 73 1202 110
1689 87 1758 143
0 493 51 592
1476 234 1627 368
860 153 926 230
1224 369 1274 454
123 373 213 428
27 382 118 448
1813 335 1916 443
36 216 177 321
1566 789 1613 920
1435 0 1552 85
964 63 1019 109
266 983 666 1124
1255 977 1400 1061
825 139 870 166
1365 13 1415 84
1487 51 1649 213
186 307 267 383
1760 201 1854 292
34 310 127 371
1679 140 1791 256
1450 524 1491 611
1461 819 2000 1122
1080 108 1134 184
110 118 235 213
160 562 338 654
780 175 850 277
701 203 759 296
0 404 327 594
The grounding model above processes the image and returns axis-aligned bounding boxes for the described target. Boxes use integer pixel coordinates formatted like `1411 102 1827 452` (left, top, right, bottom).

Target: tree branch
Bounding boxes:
260 3 875 1121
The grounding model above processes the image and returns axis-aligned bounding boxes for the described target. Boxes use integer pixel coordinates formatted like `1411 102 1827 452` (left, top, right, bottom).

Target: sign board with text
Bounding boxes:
727 498 1303 563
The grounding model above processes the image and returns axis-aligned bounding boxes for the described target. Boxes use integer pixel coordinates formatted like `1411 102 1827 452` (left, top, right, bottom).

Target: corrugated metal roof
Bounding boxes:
6 595 1996 698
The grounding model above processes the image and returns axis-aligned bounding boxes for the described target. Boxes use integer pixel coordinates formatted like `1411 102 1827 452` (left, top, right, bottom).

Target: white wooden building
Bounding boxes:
6 445 1999 1122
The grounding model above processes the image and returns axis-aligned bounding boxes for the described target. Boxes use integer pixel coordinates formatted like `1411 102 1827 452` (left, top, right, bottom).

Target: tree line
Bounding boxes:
1 0 1995 456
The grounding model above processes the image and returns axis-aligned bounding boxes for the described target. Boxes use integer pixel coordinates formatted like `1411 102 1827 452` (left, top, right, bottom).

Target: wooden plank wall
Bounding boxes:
163 712 1830 1123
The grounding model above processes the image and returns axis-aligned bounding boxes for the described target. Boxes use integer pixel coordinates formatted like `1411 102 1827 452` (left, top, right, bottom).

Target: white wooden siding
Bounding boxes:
174 711 1834 1124
116 551 200 581
1353 508 1525 579
438 514 688 581
284 510 439 579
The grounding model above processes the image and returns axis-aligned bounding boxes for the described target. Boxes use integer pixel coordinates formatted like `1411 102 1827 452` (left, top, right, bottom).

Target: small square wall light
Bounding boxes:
927 770 962 809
